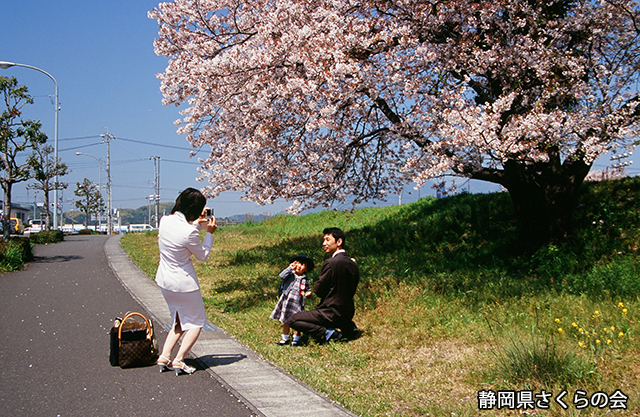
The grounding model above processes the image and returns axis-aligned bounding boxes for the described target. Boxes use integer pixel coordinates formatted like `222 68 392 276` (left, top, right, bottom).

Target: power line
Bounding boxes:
59 135 101 141
161 158 200 165
117 136 194 152
59 142 103 152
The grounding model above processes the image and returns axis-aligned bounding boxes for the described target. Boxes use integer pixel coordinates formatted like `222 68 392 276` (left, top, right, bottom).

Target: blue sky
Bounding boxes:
1 1 632 220
1 0 298 218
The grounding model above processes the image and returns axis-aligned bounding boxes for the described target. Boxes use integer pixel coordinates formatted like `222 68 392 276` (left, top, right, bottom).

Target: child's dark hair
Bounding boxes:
172 188 206 222
322 227 346 247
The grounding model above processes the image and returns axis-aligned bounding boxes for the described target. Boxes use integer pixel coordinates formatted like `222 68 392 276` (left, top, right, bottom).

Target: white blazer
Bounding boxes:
155 211 214 292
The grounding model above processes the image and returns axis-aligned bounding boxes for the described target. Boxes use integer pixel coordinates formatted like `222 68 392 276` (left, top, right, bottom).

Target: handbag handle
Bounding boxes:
118 311 153 346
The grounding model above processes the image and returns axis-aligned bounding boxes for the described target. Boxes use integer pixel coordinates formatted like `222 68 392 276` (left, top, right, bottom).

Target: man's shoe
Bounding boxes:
342 321 361 340
275 339 290 346
327 330 344 342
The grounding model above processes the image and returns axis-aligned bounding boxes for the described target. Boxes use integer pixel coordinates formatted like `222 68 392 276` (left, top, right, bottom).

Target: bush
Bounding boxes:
567 256 640 298
78 229 97 235
491 334 596 386
29 230 64 244
486 314 597 387
0 238 33 271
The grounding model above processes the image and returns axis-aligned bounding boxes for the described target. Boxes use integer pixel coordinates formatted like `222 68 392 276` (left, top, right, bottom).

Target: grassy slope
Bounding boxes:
122 177 640 416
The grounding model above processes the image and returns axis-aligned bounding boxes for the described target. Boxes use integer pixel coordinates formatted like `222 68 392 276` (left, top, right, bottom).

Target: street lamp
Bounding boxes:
0 61 60 229
76 152 103 232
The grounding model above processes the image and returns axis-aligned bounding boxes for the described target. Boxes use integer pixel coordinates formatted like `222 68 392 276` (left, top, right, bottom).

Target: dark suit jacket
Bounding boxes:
313 252 360 324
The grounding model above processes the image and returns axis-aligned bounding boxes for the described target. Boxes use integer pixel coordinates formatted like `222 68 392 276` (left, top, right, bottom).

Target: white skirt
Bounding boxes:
161 288 207 330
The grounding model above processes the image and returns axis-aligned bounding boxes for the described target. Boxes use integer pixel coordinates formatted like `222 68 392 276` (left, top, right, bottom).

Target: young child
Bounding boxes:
270 254 314 346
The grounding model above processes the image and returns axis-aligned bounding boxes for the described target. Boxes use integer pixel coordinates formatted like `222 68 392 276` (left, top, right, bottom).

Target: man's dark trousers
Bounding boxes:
288 310 330 342
288 310 354 342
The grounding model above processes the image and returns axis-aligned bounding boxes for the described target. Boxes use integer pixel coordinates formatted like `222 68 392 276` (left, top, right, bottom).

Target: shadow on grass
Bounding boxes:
209 178 640 312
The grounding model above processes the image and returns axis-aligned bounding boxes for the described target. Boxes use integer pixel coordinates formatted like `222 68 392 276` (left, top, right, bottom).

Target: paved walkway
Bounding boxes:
106 235 356 417
0 235 356 417
0 235 255 417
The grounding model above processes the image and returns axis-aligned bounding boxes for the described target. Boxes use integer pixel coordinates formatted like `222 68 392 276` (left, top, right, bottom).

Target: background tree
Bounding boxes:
74 178 105 228
27 144 69 231
150 0 640 249
0 76 48 239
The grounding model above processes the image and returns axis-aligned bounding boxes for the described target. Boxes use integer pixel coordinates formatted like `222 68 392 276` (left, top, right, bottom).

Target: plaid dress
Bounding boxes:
270 267 310 324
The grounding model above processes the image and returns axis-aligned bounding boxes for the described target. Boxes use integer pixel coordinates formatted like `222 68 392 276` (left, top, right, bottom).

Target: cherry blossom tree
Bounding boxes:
150 0 640 248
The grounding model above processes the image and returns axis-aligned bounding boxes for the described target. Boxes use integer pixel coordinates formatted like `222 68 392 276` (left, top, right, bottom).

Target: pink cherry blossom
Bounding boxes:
150 0 640 244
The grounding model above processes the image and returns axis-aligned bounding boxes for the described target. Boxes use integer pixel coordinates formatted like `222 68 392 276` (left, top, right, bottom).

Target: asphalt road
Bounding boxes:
0 235 256 417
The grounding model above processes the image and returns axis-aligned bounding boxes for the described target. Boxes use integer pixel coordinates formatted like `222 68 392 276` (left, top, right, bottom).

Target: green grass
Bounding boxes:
122 177 640 415
0 237 33 271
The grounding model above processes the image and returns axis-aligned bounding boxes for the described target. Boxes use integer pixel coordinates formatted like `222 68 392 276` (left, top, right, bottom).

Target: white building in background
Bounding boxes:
0 202 30 222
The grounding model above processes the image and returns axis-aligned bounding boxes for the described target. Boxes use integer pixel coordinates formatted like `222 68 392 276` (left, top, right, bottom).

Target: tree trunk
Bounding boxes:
3 185 11 240
83 207 88 228
501 158 591 251
43 187 51 231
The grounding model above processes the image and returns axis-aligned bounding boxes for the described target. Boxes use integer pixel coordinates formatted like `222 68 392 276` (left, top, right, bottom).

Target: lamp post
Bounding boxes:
0 61 60 229
76 152 103 232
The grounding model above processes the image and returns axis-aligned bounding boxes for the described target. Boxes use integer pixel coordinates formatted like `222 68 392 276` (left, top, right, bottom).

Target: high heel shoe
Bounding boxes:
157 355 172 373
171 359 196 375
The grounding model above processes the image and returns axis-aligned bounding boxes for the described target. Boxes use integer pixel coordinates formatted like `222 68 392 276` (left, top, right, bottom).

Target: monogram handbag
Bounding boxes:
110 311 158 368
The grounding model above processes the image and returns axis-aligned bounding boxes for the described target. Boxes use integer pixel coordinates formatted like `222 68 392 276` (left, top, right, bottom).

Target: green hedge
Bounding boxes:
29 230 64 244
0 238 33 271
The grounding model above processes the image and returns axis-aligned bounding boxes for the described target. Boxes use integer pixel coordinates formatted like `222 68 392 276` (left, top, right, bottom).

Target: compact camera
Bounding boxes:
205 208 214 219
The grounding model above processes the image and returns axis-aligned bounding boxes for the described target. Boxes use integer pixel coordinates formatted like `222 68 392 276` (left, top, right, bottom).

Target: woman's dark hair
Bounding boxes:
171 188 206 222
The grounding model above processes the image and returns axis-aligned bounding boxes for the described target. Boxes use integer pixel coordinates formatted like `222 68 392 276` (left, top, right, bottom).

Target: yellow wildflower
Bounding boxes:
618 302 625 308
555 318 561 324
607 339 612 345
558 328 564 334
619 332 625 338
611 326 616 331
622 308 628 315
578 341 586 348
596 339 601 345
572 322 578 328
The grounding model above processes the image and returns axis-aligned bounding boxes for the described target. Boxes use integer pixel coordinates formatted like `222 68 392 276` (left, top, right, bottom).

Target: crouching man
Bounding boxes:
287 227 360 344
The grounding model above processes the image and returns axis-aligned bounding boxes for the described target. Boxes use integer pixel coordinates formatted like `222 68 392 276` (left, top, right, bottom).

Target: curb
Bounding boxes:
104 235 358 417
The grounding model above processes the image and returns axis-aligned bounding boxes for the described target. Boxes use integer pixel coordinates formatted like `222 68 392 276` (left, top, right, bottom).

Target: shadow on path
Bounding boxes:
31 254 83 263
197 353 247 370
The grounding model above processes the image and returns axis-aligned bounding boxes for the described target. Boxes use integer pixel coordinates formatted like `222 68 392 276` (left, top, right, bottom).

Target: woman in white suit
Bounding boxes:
155 188 216 375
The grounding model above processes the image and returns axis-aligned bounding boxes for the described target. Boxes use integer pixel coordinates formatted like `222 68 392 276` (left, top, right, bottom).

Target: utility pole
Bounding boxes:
58 188 64 229
149 156 161 228
100 130 114 234
33 191 37 222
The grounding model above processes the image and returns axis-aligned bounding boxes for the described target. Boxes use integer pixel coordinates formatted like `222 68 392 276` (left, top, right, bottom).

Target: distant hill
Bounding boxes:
223 213 273 224
63 201 276 226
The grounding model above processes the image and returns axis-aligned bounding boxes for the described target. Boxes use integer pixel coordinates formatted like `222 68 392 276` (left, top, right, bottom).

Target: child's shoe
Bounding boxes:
276 334 290 345
291 334 303 347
